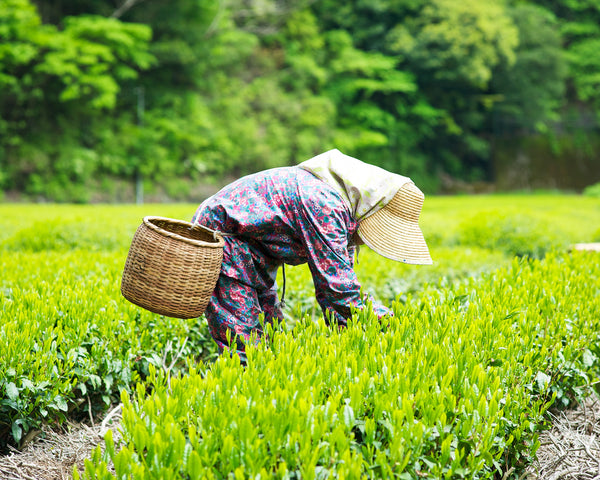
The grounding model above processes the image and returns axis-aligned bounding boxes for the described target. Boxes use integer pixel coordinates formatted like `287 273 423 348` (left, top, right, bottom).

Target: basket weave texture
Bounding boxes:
121 216 224 319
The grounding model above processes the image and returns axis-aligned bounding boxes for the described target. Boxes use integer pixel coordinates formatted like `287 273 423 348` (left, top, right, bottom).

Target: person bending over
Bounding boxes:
192 149 432 362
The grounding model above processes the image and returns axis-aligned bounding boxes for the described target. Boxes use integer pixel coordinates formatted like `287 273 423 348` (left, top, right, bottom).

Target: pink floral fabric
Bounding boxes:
193 166 391 360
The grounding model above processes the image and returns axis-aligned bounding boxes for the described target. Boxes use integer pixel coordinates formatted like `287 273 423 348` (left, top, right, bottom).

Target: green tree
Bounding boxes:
490 4 567 134
0 0 153 199
2 0 596 200
534 0 600 111
387 0 519 179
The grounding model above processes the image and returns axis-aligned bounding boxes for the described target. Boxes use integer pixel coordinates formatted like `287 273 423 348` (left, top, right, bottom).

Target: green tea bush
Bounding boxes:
455 210 565 258
0 204 197 249
0 204 219 448
2 218 121 252
79 252 600 480
583 182 600 198
281 246 508 326
422 194 600 254
1 197 597 473
0 250 218 447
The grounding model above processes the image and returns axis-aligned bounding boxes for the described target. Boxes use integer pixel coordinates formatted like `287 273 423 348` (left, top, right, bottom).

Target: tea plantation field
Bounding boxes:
0 194 599 479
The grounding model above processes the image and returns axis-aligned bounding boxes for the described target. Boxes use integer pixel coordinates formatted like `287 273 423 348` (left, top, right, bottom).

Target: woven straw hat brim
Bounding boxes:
357 184 432 265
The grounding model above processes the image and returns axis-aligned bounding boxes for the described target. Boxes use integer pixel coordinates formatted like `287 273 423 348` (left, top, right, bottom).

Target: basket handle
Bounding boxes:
190 221 234 241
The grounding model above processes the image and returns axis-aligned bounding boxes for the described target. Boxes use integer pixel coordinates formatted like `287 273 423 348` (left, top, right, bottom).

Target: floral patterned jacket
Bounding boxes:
192 166 391 325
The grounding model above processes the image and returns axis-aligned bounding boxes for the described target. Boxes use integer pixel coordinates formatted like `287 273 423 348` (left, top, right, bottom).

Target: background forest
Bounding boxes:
1 0 600 202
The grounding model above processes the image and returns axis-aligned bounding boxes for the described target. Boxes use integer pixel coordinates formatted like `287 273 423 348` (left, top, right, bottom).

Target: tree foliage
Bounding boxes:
0 0 598 201
491 4 567 133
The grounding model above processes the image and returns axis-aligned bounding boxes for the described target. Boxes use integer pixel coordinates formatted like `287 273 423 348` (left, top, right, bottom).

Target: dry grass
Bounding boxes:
525 393 600 480
0 405 121 480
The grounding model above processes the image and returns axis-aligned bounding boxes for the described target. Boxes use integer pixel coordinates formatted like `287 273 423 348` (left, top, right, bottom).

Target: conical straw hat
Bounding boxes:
357 182 432 264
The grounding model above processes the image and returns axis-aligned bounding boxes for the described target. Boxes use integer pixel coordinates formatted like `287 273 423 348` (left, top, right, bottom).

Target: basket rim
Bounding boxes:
143 216 225 248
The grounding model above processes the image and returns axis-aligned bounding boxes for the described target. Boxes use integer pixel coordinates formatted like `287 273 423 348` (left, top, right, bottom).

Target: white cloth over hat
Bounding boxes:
297 149 413 221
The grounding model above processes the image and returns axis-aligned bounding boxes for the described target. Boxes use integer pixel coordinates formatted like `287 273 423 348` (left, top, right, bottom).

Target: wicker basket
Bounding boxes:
121 216 224 319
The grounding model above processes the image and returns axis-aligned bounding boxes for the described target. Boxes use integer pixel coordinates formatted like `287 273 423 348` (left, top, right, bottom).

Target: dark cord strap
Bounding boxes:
280 264 286 309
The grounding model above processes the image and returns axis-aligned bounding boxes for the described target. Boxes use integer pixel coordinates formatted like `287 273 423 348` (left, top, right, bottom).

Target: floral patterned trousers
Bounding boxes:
206 274 283 363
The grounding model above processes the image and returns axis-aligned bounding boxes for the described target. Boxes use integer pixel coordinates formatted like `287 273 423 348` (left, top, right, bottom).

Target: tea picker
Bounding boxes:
122 149 432 363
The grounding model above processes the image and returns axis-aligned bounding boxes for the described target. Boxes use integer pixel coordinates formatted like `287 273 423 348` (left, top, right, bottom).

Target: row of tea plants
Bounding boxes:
79 251 600 479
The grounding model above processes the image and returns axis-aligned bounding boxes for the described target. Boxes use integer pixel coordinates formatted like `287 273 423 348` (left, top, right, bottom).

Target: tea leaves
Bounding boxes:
82 251 599 479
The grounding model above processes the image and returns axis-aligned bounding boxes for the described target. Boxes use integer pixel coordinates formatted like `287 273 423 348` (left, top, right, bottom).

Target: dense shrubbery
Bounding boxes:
0 249 218 447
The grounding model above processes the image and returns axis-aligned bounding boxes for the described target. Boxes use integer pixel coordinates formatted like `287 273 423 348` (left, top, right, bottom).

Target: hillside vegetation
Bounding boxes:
2 0 600 201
